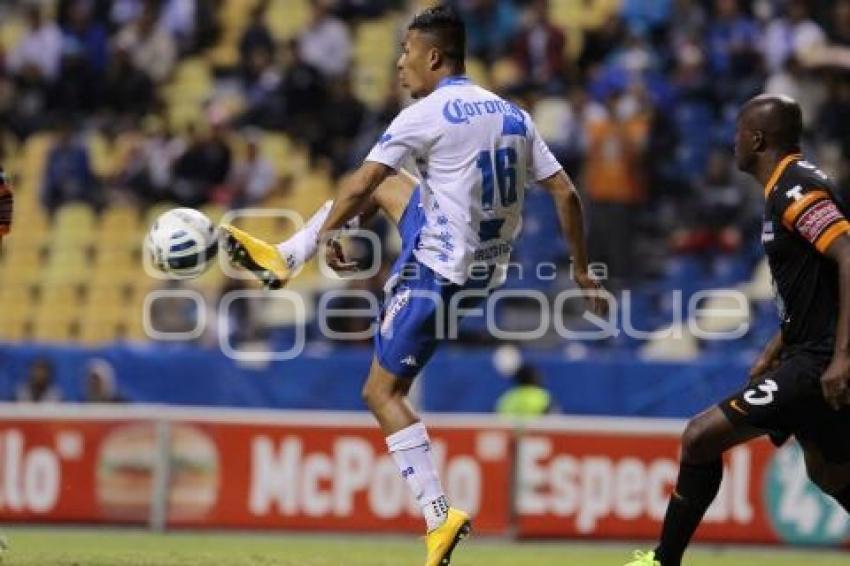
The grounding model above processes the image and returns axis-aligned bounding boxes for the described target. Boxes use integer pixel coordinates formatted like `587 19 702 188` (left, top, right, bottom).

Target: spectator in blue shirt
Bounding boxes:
457 0 518 64
62 0 109 75
706 0 760 75
41 123 101 214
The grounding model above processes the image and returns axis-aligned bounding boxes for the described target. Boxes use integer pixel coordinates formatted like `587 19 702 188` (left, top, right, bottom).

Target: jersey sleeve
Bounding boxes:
365 105 433 171
773 183 850 253
527 119 563 182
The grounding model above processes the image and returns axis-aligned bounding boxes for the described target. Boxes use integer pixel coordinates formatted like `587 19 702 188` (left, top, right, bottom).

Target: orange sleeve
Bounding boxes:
781 190 829 230
814 220 850 253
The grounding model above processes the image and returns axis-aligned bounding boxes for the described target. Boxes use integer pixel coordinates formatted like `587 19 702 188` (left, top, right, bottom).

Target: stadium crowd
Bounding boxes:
1 0 850 351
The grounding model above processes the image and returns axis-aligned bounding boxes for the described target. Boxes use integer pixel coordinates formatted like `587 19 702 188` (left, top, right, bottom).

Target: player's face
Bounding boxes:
733 115 755 172
397 30 433 99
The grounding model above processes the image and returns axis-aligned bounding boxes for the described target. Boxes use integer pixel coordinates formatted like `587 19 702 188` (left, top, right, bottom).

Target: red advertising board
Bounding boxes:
0 409 512 535
1 407 848 546
0 418 150 524
514 422 850 546
168 420 513 534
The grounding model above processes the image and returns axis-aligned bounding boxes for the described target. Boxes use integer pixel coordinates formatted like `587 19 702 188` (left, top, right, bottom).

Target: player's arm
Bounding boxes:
821 234 850 409
317 105 429 270
537 170 606 315
317 161 394 270
537 170 589 272
776 179 850 407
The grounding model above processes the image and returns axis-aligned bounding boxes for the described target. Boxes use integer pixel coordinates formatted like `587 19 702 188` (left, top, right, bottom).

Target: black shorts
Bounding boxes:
719 351 850 464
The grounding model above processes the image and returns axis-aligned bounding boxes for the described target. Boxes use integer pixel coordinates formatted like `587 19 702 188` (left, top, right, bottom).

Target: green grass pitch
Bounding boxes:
0 528 848 565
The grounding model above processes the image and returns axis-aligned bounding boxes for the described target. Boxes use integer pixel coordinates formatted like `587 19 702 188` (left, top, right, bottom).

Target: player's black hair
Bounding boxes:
408 4 466 72
743 95 803 154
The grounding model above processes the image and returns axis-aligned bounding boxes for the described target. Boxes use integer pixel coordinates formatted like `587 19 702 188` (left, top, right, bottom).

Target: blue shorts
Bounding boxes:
375 188 494 378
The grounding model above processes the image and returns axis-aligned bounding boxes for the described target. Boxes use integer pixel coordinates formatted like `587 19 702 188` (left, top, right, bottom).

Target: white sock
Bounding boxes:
386 422 449 532
275 200 359 270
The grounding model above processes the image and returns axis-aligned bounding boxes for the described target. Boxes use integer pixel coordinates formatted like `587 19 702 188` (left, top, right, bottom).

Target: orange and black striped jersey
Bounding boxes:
762 154 850 353
0 167 11 237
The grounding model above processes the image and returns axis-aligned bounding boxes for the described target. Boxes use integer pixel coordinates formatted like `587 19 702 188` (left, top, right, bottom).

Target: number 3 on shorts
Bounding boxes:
744 379 779 406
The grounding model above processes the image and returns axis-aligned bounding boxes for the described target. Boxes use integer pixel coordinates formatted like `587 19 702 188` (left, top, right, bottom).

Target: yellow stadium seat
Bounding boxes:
465 58 490 90
266 0 309 40
22 133 52 173
51 203 96 247
0 319 30 341
100 205 141 238
549 0 619 31
0 255 44 288
31 283 81 342
42 247 91 285
125 314 149 342
89 260 147 289
6 208 49 245
31 317 77 342
0 16 26 52
77 282 130 344
82 285 130 324
36 283 83 315
0 295 32 340
79 319 122 344
93 248 138 275
290 171 333 213
0 285 36 317
88 131 118 177
200 203 227 224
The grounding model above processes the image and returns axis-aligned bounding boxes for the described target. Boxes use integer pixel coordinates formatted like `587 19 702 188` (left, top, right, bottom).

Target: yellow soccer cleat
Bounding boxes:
220 224 290 289
625 550 661 566
425 507 472 566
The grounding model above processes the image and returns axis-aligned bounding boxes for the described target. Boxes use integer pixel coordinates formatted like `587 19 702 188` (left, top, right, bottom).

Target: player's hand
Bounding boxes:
748 352 781 383
323 238 358 273
574 271 609 317
821 352 850 410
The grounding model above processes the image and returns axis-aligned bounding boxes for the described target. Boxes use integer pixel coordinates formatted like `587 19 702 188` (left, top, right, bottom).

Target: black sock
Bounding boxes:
833 483 850 513
654 459 723 566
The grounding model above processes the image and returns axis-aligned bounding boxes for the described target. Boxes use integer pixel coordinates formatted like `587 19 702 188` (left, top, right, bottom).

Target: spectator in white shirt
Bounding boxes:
8 5 63 82
228 136 277 207
761 0 826 73
298 0 352 79
114 0 177 83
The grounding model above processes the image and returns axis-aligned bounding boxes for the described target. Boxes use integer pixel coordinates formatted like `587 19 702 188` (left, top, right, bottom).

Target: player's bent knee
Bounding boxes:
361 363 404 412
361 380 387 411
680 417 718 464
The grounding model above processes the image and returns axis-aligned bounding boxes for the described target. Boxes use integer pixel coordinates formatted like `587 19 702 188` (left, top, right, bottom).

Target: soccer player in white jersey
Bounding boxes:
221 5 604 565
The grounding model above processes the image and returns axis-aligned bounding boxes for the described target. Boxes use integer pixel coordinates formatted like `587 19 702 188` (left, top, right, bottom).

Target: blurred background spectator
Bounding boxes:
494 346 556 417
298 0 352 79
41 122 101 214
16 357 61 402
83 357 125 403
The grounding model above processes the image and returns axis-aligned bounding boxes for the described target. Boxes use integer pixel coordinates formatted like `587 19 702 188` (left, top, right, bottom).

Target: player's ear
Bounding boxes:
752 130 765 152
428 47 441 71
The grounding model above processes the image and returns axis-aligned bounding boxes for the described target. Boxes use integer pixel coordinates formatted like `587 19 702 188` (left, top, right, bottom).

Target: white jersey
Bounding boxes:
365 76 562 286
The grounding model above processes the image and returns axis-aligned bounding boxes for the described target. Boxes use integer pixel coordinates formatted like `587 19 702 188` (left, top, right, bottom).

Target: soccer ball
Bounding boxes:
145 208 218 279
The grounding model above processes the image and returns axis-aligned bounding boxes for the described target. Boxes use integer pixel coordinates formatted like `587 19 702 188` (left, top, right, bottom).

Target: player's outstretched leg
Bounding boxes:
801 440 850 513
220 171 416 288
627 407 761 566
220 199 337 289
362 358 471 566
